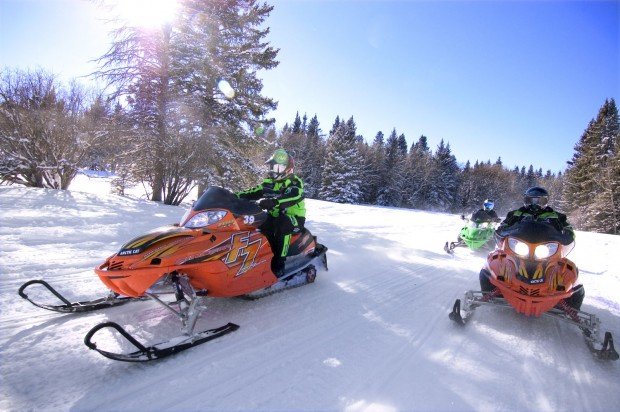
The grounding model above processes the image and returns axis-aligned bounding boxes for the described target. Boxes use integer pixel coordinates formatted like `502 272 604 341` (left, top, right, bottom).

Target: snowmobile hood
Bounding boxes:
117 227 194 257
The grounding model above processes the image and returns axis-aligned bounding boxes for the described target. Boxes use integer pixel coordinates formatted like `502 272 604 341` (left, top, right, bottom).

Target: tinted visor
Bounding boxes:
525 195 548 207
483 201 494 210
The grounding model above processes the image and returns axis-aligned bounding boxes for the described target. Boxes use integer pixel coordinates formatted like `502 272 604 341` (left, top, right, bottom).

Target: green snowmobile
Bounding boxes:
444 217 497 254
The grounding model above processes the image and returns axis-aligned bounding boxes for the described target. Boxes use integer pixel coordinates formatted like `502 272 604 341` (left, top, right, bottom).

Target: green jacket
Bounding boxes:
236 174 306 218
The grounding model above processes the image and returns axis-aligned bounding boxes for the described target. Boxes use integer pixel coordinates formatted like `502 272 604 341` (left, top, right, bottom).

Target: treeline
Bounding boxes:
275 99 618 233
275 113 563 217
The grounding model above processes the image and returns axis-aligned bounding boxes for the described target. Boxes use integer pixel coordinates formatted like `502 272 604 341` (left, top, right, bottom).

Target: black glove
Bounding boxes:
258 198 278 210
460 214 465 220
494 217 502 223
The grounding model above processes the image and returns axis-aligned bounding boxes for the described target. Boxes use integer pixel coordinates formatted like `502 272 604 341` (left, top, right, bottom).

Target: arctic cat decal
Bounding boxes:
118 249 141 256
223 232 263 276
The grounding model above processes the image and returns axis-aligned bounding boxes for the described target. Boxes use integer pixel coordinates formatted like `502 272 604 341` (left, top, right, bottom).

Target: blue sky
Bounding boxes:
1 0 618 173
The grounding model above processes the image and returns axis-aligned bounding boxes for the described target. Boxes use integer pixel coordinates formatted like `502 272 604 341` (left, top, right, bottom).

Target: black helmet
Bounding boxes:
483 199 494 211
265 149 294 180
523 186 549 210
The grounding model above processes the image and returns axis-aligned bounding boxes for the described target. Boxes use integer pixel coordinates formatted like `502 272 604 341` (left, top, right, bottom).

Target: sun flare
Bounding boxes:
114 0 179 28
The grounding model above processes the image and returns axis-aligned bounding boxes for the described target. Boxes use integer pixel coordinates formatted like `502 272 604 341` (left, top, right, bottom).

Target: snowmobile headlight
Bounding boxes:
534 242 559 260
183 210 227 228
508 238 529 258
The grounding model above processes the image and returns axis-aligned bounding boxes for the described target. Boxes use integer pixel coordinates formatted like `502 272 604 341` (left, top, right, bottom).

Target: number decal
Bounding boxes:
243 215 255 225
223 232 262 276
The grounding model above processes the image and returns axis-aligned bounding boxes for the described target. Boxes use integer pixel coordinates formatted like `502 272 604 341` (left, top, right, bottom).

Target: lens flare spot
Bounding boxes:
218 80 235 99
254 125 265 136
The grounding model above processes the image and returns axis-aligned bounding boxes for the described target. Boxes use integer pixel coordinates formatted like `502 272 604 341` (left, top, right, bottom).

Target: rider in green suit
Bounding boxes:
237 149 306 276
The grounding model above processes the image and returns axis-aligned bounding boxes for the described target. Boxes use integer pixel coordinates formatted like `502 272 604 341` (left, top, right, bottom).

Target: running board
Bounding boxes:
242 265 317 300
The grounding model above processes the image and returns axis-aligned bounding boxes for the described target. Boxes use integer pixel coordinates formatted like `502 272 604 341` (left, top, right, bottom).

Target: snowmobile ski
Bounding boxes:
18 279 144 313
449 298 466 324
554 300 619 361
444 240 464 254
84 321 239 362
588 331 619 361
449 290 619 361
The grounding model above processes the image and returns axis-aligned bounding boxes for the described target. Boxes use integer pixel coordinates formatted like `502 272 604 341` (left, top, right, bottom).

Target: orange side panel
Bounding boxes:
95 263 169 298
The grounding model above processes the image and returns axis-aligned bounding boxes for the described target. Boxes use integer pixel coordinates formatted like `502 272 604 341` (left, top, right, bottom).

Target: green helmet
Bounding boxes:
265 149 293 180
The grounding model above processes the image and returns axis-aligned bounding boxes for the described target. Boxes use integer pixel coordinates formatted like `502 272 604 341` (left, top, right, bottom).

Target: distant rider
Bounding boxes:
469 199 501 225
236 149 306 277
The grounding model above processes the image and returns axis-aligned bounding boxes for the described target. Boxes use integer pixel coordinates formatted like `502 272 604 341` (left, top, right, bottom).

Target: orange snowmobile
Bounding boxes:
449 218 618 360
18 186 328 362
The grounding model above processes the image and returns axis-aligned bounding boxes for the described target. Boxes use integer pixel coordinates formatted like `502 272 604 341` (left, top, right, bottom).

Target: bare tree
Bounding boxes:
0 68 99 189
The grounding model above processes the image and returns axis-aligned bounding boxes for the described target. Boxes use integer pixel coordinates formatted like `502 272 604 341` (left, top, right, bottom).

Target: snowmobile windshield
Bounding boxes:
497 218 573 245
193 186 262 216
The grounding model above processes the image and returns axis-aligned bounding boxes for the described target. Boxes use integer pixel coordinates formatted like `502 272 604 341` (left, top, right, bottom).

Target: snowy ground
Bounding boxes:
1 174 619 411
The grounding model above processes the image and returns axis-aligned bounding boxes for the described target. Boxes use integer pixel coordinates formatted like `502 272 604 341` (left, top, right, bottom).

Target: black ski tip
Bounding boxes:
449 299 466 325
598 332 619 361
18 279 139 313
18 279 72 305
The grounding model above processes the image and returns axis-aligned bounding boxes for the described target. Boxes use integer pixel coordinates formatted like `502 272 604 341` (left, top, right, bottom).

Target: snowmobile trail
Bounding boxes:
1 187 619 411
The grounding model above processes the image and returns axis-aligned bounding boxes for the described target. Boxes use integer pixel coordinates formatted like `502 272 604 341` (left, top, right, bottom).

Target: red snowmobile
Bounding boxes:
449 218 618 360
18 186 328 362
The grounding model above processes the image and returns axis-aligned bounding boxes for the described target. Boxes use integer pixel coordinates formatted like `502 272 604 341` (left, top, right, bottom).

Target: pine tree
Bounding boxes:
280 112 306 166
361 131 385 204
564 99 619 233
586 99 619 233
404 135 433 209
427 140 460 211
300 114 325 198
291 112 302 134
95 0 278 204
319 116 363 203
611 134 620 233
397 133 408 157
377 129 406 206
456 160 474 211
